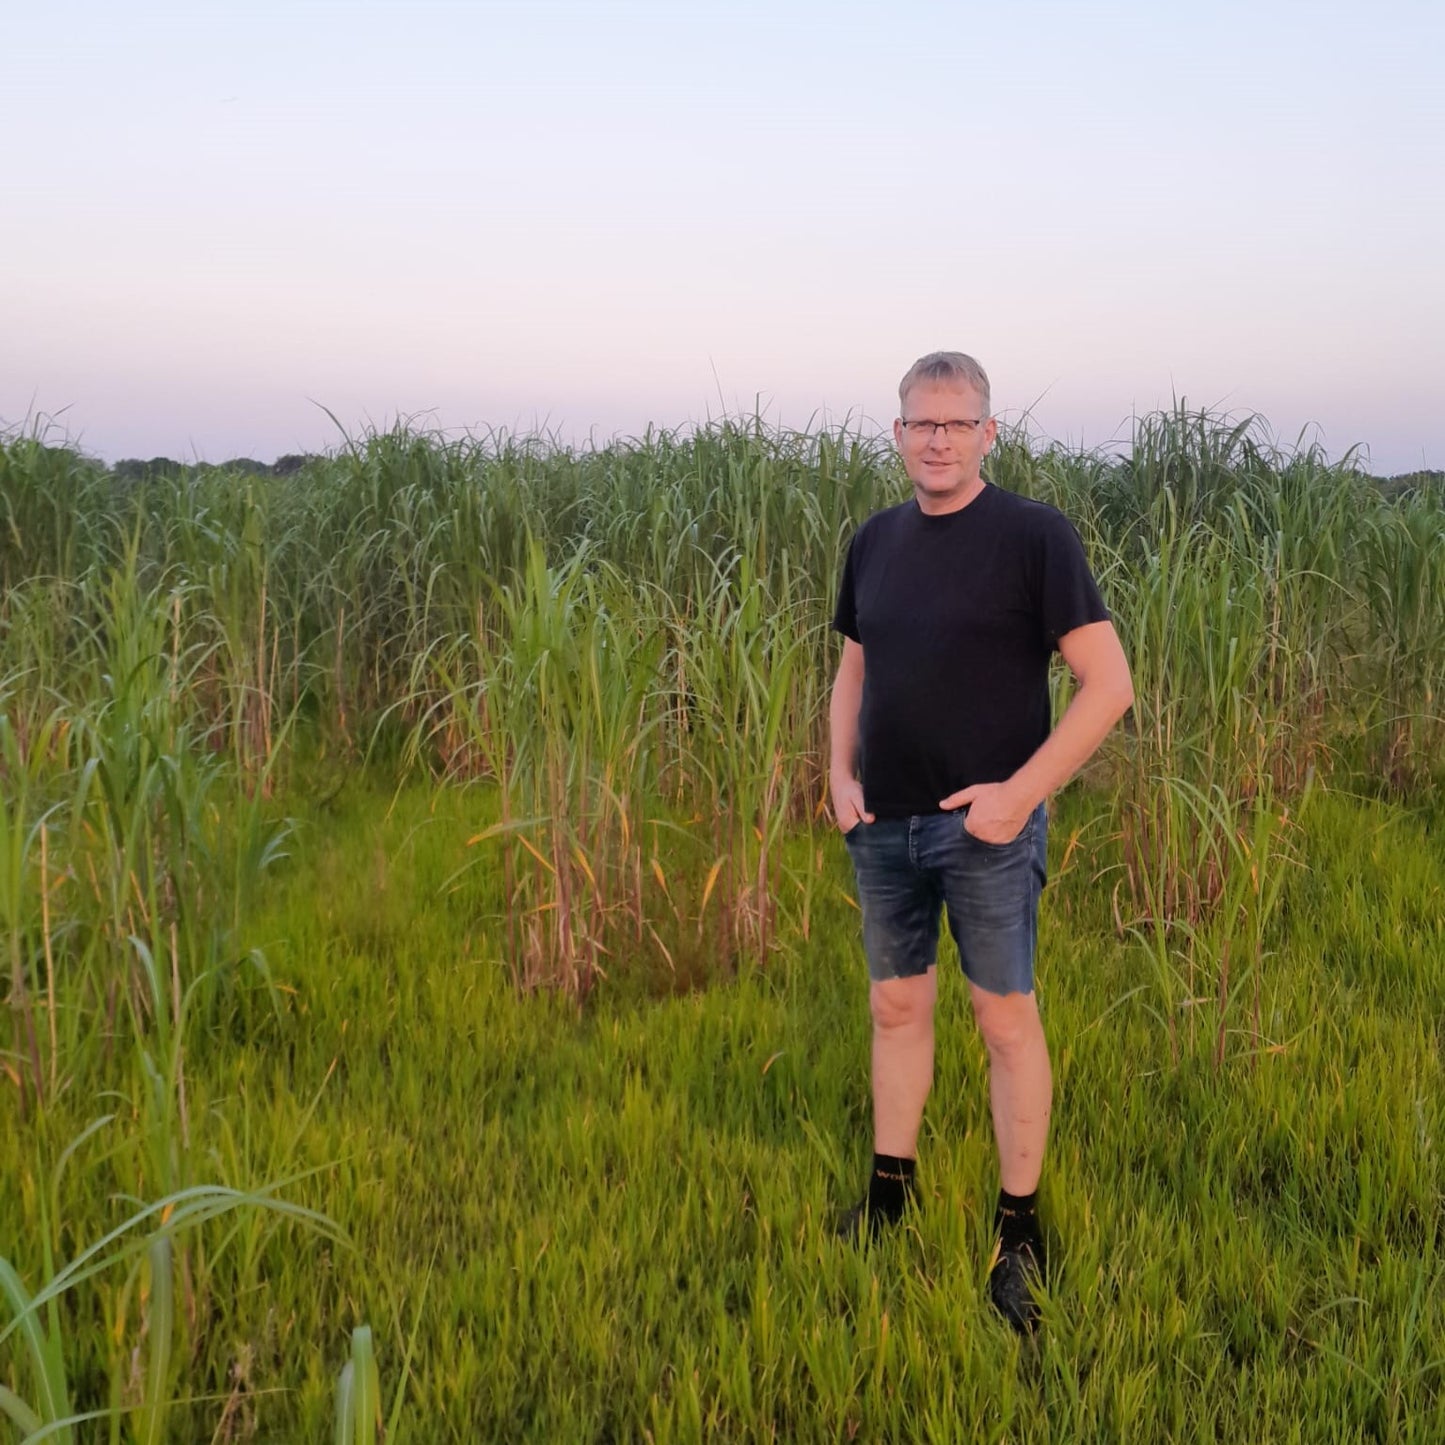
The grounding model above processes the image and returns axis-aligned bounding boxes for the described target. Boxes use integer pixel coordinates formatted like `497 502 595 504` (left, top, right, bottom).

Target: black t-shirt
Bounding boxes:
832 483 1110 818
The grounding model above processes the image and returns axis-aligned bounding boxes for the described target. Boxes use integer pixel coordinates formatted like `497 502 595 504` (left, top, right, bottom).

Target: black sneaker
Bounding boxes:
988 1240 1045 1333
833 1198 902 1242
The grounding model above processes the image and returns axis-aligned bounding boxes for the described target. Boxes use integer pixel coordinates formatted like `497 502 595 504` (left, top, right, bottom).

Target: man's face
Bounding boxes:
893 379 997 513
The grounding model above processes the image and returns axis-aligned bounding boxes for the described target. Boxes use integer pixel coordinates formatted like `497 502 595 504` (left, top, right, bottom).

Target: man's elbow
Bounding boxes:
1109 669 1135 724
1083 664 1134 725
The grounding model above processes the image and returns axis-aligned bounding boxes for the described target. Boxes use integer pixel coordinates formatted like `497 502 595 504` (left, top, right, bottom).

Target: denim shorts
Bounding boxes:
842 803 1048 996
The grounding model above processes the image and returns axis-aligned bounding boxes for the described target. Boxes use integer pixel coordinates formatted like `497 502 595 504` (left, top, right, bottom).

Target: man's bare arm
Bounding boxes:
940 619 1134 843
829 638 875 833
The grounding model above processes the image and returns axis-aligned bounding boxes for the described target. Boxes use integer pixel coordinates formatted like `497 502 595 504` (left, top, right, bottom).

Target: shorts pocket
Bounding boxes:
958 808 1032 851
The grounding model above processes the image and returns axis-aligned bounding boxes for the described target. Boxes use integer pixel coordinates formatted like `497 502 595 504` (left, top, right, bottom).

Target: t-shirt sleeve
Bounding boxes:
1034 511 1110 649
833 532 861 642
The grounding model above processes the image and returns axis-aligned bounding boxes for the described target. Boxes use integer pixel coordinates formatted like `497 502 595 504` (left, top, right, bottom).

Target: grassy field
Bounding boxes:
1 413 1442 1440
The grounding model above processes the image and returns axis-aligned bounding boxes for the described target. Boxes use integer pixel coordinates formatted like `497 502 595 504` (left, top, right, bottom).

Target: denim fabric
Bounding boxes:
843 803 1048 996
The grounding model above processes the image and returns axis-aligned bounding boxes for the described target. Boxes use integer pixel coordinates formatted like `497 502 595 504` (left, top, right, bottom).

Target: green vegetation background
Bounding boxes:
0 415 1441 1440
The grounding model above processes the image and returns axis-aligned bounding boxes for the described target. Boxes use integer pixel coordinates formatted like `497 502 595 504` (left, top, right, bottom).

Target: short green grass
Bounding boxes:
6 776 1438 1441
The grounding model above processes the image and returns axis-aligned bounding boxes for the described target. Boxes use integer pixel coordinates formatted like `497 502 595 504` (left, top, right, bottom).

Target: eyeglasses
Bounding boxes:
900 418 987 440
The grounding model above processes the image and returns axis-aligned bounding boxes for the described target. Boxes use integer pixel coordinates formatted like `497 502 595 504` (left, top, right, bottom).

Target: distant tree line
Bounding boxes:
1374 468 1445 500
109 454 313 481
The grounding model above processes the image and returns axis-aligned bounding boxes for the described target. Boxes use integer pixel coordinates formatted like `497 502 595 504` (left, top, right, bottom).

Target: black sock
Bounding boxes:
867 1153 916 1220
995 1187 1042 1254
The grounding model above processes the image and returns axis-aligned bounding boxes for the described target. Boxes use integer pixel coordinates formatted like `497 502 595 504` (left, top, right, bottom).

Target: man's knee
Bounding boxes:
870 972 936 1032
971 988 1043 1057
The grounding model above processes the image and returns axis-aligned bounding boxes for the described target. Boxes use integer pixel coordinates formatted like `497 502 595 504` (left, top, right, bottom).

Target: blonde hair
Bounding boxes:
898 352 991 416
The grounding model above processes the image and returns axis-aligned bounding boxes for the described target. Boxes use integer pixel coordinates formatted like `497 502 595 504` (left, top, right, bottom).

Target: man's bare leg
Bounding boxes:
971 982 1051 1329
969 983 1051 1192
837 968 936 1237
872 968 938 1155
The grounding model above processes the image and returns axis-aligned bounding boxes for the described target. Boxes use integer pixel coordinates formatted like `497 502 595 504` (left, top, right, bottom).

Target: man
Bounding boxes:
829 351 1133 1332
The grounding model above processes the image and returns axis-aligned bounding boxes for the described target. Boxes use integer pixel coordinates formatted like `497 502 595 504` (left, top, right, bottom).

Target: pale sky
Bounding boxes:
4 0 1442 473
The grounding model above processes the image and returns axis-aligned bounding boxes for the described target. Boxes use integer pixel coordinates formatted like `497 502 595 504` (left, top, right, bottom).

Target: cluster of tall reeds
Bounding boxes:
0 552 290 1118
0 441 332 1433
3 410 1441 1021
393 425 859 990
999 411 1442 1062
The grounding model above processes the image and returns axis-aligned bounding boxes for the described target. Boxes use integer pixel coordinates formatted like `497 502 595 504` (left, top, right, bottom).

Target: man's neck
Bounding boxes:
913 476 987 516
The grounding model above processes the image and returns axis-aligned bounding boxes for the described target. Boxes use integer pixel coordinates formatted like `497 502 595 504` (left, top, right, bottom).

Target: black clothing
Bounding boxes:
868 1153 916 1219
832 483 1109 818
995 1187 1043 1254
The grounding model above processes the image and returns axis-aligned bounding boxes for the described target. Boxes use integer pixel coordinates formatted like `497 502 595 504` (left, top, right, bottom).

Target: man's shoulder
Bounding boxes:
980 486 1094 556
856 498 915 530
850 498 916 547
984 484 1077 531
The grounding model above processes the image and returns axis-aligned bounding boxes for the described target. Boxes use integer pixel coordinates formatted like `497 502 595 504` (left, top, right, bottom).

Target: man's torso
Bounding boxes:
833 484 1108 817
